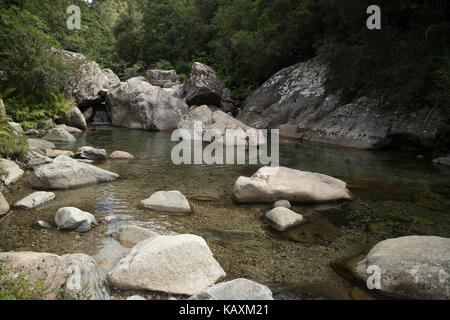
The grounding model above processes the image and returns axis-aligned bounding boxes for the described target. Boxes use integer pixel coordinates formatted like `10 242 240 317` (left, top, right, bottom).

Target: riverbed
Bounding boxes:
1 126 449 299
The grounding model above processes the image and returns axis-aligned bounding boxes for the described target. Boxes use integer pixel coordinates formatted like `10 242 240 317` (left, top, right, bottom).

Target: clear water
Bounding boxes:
1 126 449 300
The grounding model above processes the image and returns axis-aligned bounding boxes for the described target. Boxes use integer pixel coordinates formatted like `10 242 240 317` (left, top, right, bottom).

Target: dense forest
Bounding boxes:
0 0 449 156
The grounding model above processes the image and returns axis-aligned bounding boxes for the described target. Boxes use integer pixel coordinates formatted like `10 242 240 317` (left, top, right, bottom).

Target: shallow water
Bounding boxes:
1 126 449 299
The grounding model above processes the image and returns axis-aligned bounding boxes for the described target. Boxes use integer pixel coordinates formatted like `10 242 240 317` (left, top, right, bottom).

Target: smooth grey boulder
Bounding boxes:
111 225 159 247
190 278 274 300
29 162 119 190
55 207 96 233
107 234 226 295
233 166 354 203
106 77 189 131
75 146 107 161
265 207 304 232
184 62 223 106
0 191 9 215
63 106 87 130
432 156 450 167
53 155 77 164
28 139 56 154
43 128 76 143
14 191 56 210
237 58 443 150
109 151 134 160
146 69 181 88
356 236 450 300
0 159 24 186
57 49 121 108
273 200 291 209
140 191 191 213
61 253 110 300
55 124 83 136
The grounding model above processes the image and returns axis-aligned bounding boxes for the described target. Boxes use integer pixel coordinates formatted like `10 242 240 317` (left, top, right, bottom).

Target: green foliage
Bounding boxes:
0 264 47 300
0 116 28 159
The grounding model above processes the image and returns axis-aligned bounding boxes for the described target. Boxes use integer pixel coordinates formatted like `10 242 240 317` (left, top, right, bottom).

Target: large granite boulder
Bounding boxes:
106 77 189 131
55 207 96 233
61 254 110 300
28 139 55 154
237 58 443 150
29 162 119 190
62 107 87 130
43 128 76 143
56 49 121 108
190 278 274 300
0 159 24 186
233 166 354 203
184 62 223 106
107 234 226 295
356 236 450 300
0 252 67 300
146 69 181 88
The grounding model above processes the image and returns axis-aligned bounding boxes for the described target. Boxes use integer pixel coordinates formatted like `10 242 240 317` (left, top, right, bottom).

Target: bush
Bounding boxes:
0 115 28 159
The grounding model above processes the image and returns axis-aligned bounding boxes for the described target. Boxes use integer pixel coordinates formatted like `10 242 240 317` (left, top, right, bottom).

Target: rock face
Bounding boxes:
106 77 189 131
0 159 24 186
55 207 96 233
140 191 191 213
178 105 264 145
14 191 56 210
61 254 110 300
109 151 134 160
237 58 443 150
356 236 450 300
184 62 223 106
43 128 76 143
233 166 354 203
28 139 56 154
146 69 181 88
29 162 119 190
63 106 87 130
111 225 159 247
265 207 304 232
0 191 9 215
0 252 67 300
190 278 274 300
107 234 226 295
57 49 121 108
75 146 107 161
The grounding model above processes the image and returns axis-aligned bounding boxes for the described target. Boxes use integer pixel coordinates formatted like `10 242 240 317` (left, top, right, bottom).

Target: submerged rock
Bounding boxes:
109 151 134 160
356 236 450 300
0 159 24 186
13 191 56 210
190 278 273 300
43 128 76 143
0 191 9 215
111 225 159 248
184 62 223 106
29 162 119 190
233 166 354 203
106 77 189 131
0 252 67 300
55 207 96 233
140 191 191 213
75 146 107 161
61 254 110 300
265 207 305 232
107 234 226 295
